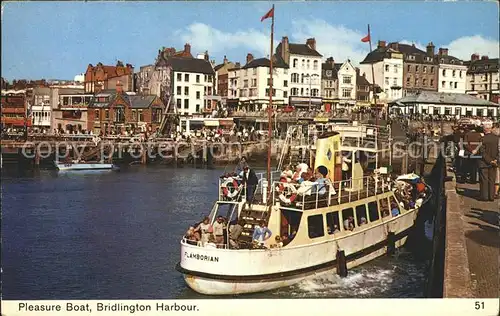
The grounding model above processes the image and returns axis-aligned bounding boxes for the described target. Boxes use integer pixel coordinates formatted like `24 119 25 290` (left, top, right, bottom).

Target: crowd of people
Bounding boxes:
449 121 500 201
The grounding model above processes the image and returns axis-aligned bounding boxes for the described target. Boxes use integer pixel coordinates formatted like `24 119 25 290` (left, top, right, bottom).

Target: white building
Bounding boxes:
465 55 500 103
359 41 404 102
235 53 289 111
276 37 323 109
337 59 357 107
31 87 52 128
74 73 85 83
436 48 467 94
390 91 499 118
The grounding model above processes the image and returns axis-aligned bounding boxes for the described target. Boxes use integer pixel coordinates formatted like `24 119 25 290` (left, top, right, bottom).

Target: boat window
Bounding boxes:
342 207 355 231
326 211 340 234
355 204 368 226
368 201 380 222
307 214 325 239
281 209 302 241
379 198 390 218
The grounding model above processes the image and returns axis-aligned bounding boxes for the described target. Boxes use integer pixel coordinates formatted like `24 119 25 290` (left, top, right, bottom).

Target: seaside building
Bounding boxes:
465 54 500 103
84 61 134 94
435 48 467 94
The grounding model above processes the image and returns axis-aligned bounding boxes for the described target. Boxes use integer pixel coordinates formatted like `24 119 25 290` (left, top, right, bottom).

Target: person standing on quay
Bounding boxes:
478 123 499 201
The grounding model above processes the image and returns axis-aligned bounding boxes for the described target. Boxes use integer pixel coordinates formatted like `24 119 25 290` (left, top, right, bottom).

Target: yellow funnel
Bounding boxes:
314 132 340 182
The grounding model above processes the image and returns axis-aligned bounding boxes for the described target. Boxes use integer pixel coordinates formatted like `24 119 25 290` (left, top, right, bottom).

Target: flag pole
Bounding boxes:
367 24 379 127
267 4 274 201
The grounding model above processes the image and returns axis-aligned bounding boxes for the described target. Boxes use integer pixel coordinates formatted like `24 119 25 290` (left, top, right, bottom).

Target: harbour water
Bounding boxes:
2 166 427 299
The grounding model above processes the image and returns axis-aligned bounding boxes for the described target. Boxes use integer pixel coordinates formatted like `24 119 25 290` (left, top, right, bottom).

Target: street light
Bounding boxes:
304 74 320 112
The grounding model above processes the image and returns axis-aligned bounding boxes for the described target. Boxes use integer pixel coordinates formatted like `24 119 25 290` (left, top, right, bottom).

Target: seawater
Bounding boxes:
2 166 427 299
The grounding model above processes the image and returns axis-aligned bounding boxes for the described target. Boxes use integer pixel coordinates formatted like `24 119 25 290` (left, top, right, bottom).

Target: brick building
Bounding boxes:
84 61 134 94
0 92 31 129
398 42 437 95
465 54 500 103
87 84 165 135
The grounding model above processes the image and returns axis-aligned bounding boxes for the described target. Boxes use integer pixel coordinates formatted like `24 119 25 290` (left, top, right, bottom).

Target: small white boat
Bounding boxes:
54 160 115 171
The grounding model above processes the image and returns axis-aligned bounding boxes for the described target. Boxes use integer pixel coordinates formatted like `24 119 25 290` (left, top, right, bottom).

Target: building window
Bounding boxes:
302 59 305 68
385 65 389 72
251 79 257 87
459 71 463 78
105 109 109 119
311 88 319 97
208 75 212 83
423 79 427 86
284 80 288 87
94 109 100 120
385 77 389 85
184 87 189 95
415 78 419 86
342 89 351 98
184 99 189 109
394 65 398 73
407 65 411 72
313 60 318 70
454 82 458 89
406 77 411 85
177 86 181 95
293 59 298 68
307 214 324 239
343 76 351 84
283 91 288 98
307 60 310 69
196 75 200 83
430 79 434 86
449 82 453 89
441 81 445 88
326 211 340 234
423 66 427 73
393 78 397 86
177 73 182 81
291 73 299 83
196 104 200 113
136 110 143 121
415 65 419 72
184 74 189 82
208 87 212 95
176 99 181 108
291 88 299 96
301 74 305 84
267 78 272 86
265 88 276 96
431 66 434 74
196 91 200 99
442 69 446 76
452 70 456 77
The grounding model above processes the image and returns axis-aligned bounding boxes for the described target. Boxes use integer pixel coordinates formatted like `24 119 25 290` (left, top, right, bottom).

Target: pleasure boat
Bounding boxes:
54 160 116 171
176 124 432 295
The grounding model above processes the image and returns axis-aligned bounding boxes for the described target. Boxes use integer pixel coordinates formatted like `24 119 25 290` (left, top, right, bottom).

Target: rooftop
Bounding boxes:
391 91 499 107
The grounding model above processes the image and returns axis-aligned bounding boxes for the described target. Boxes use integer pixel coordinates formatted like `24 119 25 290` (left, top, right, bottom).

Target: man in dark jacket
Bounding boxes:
478 124 499 201
464 126 482 184
242 165 259 207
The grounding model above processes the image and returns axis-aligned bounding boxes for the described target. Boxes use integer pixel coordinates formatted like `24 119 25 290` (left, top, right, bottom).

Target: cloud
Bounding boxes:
175 23 272 57
444 35 499 59
176 20 499 64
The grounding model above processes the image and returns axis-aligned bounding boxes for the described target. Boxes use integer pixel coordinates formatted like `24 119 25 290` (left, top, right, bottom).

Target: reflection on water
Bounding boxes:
2 166 427 299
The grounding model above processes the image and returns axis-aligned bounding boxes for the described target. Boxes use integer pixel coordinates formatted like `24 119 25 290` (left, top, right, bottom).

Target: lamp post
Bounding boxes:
304 74 319 112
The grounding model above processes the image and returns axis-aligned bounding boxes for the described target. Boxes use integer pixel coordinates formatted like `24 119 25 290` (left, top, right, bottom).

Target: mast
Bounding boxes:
266 5 275 199
367 24 379 128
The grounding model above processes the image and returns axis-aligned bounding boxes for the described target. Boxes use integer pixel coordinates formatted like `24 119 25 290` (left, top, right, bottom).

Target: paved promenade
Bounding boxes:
455 182 499 298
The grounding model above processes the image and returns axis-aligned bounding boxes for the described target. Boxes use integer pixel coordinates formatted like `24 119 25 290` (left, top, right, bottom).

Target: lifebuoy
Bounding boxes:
221 177 241 199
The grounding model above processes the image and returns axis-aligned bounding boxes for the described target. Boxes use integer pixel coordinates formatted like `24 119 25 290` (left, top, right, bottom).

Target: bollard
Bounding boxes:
336 249 348 277
387 231 396 255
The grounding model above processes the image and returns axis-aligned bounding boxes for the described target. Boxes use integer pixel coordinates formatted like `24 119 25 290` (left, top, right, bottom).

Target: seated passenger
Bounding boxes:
205 235 217 248
270 236 283 248
194 216 213 245
292 166 303 182
184 227 199 245
312 170 327 196
343 216 354 231
252 221 272 247
391 203 400 216
281 165 293 179
359 217 367 226
333 224 340 233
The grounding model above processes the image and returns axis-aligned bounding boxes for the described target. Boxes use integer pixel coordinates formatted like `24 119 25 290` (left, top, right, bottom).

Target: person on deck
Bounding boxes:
252 221 272 247
194 217 212 246
477 123 499 201
242 165 259 207
212 216 226 248
229 219 245 249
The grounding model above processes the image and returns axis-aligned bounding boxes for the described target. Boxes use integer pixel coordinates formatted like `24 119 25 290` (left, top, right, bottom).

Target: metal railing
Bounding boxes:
271 175 392 211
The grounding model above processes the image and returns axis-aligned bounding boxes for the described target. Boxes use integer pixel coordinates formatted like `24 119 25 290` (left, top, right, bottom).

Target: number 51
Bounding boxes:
475 301 484 310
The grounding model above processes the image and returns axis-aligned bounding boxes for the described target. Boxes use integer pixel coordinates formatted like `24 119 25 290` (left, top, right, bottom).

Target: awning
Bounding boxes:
204 120 219 127
219 119 234 127
1 117 32 127
314 117 329 123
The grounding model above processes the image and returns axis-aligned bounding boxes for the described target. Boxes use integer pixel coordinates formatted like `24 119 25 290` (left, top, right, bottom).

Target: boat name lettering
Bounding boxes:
185 252 219 262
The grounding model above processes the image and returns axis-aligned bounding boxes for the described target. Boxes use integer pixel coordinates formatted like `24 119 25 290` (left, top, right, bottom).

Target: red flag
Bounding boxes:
361 34 370 43
261 7 274 22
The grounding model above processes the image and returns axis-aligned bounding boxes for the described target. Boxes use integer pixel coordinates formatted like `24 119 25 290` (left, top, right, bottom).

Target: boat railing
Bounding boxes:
271 175 392 211
218 170 281 204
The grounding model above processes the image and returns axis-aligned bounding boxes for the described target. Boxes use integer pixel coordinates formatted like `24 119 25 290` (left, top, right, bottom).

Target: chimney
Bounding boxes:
471 54 480 61
184 43 191 54
204 51 209 61
306 38 316 51
223 55 228 64
377 40 386 49
327 57 334 66
246 53 254 64
438 48 448 56
116 80 123 93
390 42 399 51
281 36 290 63
426 42 435 56
481 55 489 60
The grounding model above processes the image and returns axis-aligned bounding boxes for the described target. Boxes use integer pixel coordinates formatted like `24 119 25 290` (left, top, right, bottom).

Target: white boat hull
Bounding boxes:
178 209 414 295
55 162 115 171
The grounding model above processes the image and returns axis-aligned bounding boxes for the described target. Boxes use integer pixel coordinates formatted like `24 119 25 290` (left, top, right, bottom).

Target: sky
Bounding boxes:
1 1 499 81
